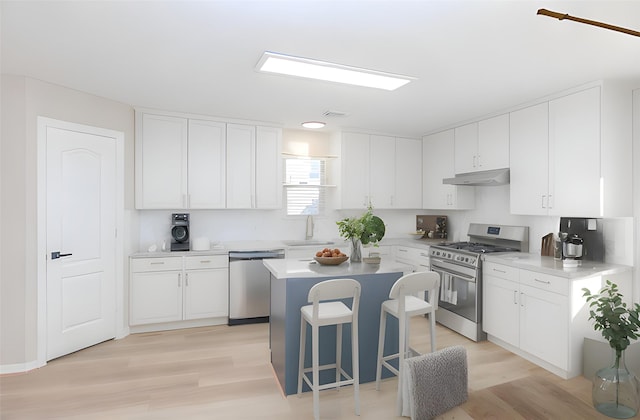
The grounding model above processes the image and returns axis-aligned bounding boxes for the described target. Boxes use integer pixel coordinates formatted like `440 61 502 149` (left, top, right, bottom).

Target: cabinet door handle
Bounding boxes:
513 290 518 305
420 253 429 257
548 194 553 209
398 249 408 253
534 278 551 285
541 195 546 209
150 261 165 265
186 273 189 287
520 292 524 307
200 260 211 263
492 268 507 274
178 273 181 287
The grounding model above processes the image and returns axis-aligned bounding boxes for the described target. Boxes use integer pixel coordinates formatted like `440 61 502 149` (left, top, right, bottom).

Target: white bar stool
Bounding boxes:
297 278 361 420
375 271 440 415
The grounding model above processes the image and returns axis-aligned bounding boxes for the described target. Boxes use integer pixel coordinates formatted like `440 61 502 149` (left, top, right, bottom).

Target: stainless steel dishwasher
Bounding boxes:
228 249 284 325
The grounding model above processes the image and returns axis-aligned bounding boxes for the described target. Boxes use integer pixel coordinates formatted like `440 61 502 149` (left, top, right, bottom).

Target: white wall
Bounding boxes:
0 75 135 368
2 76 636 370
137 184 633 264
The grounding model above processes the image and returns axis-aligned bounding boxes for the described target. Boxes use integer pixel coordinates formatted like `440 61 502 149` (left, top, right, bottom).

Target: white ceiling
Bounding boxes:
2 1 639 138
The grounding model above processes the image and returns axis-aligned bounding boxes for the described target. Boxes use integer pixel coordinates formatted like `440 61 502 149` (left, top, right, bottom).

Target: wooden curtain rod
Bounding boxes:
537 8 640 38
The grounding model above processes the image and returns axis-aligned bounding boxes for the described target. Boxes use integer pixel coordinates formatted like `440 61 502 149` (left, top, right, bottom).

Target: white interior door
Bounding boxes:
45 125 117 361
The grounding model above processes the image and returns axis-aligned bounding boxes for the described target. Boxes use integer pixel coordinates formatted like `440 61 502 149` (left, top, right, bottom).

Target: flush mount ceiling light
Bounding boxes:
301 121 326 129
256 51 415 91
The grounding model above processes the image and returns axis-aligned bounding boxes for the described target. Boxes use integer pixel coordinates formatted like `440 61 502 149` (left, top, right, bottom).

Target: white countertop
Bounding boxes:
483 252 632 279
130 248 227 258
263 257 414 279
132 237 445 257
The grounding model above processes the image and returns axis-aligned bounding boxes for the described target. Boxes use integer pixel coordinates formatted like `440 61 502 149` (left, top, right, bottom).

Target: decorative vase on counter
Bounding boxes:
350 237 362 262
592 349 640 419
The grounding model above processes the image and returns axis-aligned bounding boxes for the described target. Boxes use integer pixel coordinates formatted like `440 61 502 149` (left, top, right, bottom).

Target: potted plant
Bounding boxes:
583 280 640 418
336 206 385 262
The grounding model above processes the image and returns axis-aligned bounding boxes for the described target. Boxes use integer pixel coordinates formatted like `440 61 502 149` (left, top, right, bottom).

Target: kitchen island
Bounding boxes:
264 258 414 395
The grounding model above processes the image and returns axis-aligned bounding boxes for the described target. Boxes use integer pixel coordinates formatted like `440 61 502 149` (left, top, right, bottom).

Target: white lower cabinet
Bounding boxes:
483 273 520 346
130 254 228 327
518 283 568 370
483 261 570 376
183 256 229 319
395 245 430 272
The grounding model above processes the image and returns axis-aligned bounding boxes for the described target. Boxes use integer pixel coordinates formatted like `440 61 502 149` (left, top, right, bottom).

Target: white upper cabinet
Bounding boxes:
226 123 282 209
255 126 283 209
423 130 474 210
510 102 549 216
510 81 632 217
136 113 188 209
394 137 423 208
339 132 370 209
226 124 255 209
454 114 509 174
454 122 477 174
478 114 510 170
549 87 601 216
338 132 422 209
136 110 282 210
187 119 226 209
369 134 395 208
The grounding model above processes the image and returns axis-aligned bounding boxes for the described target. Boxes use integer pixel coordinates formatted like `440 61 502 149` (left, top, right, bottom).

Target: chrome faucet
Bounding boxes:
305 215 314 240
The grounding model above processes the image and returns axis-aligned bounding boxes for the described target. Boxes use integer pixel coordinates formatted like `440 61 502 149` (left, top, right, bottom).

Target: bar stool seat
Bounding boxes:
375 271 440 415
298 278 362 420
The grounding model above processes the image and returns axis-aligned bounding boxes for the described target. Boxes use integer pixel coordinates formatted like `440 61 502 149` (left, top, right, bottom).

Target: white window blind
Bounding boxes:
284 158 326 216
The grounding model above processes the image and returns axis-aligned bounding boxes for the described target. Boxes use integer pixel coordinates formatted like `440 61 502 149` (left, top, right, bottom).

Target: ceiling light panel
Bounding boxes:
301 121 326 129
256 52 415 91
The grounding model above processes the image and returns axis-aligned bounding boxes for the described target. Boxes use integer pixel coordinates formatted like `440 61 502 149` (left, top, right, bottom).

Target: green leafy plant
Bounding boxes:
583 280 640 359
336 206 385 245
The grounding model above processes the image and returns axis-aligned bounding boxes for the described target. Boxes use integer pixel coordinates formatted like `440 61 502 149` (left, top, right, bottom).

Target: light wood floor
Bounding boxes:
1 318 636 419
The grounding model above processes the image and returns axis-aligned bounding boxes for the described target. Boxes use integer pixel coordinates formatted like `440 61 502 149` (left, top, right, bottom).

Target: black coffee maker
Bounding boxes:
170 213 190 251
559 217 604 263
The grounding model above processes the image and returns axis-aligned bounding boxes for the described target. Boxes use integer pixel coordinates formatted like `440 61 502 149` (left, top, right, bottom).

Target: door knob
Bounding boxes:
51 251 73 260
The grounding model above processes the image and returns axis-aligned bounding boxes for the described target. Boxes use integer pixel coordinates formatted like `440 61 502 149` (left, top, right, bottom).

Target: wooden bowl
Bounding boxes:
314 255 349 265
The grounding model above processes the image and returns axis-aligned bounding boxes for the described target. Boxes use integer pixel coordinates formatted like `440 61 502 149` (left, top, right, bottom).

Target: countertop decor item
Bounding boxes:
363 256 381 264
583 280 640 418
336 206 385 262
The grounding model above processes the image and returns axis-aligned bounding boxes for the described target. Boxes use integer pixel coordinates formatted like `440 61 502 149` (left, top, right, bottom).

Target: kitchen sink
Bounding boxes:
282 240 335 247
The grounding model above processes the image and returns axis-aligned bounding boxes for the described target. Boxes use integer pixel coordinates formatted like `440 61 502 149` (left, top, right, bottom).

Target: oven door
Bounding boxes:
430 258 479 323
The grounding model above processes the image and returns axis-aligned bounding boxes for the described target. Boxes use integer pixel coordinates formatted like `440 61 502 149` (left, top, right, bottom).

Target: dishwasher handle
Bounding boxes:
229 250 285 260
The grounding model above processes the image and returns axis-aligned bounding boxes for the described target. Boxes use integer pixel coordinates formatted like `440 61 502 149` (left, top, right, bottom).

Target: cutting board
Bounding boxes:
541 233 554 256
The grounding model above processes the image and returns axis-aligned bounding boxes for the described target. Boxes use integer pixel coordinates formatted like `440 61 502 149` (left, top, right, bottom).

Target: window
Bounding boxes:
284 158 326 216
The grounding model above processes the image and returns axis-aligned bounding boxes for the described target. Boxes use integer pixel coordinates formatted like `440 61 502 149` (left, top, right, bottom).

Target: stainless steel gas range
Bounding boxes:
429 223 529 341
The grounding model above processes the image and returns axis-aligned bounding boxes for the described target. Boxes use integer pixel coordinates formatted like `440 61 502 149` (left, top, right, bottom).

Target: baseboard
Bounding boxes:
0 359 42 375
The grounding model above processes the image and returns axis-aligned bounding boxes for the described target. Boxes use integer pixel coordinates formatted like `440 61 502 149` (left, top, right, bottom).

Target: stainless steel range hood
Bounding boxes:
443 168 510 186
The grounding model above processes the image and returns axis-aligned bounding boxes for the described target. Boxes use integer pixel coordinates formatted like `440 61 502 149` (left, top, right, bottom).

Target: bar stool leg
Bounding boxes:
352 318 360 415
375 309 387 390
396 312 406 416
298 318 306 395
336 323 343 390
312 323 320 420
429 312 437 352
